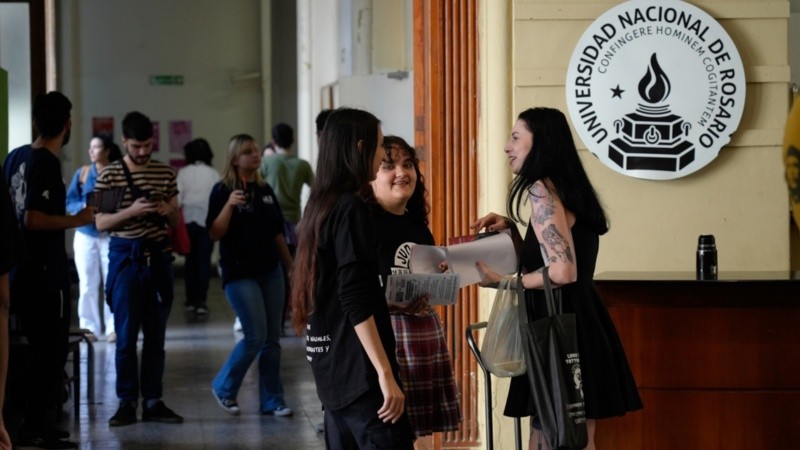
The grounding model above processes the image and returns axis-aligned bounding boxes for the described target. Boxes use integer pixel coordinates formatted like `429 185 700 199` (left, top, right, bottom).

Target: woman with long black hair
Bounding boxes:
291 108 415 449
473 108 642 450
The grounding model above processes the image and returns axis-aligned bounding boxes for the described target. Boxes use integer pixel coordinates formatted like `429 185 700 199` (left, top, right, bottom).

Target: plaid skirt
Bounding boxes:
391 309 462 436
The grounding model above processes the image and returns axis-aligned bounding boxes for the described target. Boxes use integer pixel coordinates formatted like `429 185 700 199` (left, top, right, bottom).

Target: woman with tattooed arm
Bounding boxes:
471 108 642 450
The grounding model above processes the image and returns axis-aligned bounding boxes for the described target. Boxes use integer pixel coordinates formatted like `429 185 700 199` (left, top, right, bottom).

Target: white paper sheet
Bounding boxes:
409 232 517 287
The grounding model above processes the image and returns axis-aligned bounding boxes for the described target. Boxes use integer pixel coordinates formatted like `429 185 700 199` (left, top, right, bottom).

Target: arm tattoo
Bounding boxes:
530 184 556 226
542 224 574 264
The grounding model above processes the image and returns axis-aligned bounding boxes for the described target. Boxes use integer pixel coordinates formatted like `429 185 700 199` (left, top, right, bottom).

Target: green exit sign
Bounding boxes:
149 75 184 86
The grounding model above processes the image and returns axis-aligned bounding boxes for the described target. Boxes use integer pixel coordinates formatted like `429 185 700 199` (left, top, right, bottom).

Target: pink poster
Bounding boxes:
169 120 192 154
169 158 187 172
92 116 114 139
151 121 161 152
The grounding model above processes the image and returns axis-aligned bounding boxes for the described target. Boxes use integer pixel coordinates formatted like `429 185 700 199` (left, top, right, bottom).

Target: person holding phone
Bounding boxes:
67 134 122 342
207 134 294 417
95 111 184 427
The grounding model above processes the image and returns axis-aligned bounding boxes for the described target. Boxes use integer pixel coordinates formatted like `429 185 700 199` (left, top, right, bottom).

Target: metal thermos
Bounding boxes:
696 234 718 280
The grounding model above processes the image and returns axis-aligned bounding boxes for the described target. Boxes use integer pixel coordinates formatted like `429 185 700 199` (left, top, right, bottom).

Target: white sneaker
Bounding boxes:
262 405 293 417
233 317 242 332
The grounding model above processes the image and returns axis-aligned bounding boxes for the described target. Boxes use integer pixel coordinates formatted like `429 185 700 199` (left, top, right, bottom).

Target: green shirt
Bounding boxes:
259 153 314 223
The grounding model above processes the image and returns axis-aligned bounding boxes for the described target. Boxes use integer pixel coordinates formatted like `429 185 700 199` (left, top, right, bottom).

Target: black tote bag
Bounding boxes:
517 266 588 450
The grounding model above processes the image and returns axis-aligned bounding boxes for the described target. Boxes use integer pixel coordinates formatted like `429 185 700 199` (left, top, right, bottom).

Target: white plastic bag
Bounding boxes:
480 277 526 377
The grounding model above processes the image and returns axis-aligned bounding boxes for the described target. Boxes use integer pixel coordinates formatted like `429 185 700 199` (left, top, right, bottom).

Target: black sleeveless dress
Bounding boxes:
504 220 643 419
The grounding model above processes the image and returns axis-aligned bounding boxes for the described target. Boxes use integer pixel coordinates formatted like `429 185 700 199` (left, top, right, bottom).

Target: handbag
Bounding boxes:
168 208 192 256
517 266 588 450
480 277 526 377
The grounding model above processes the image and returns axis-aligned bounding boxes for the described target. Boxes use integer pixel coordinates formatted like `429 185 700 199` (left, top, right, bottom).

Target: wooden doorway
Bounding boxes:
414 1 480 448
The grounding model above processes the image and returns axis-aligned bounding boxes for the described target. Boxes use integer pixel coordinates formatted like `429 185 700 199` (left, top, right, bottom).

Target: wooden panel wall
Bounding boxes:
414 0 480 448
596 279 800 449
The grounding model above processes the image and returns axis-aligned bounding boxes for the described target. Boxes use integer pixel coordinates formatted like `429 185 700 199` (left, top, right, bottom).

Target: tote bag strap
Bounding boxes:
517 266 560 323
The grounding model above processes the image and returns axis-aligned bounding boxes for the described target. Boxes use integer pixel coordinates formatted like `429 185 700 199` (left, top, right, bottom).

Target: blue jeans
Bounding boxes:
212 266 287 411
184 222 213 308
107 237 174 402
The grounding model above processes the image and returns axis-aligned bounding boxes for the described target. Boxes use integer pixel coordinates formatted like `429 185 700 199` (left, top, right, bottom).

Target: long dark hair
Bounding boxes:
95 133 122 162
363 135 429 225
184 138 214 165
508 107 609 235
291 107 381 334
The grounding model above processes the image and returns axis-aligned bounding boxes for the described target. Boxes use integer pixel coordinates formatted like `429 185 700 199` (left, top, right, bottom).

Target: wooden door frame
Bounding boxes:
414 1 480 448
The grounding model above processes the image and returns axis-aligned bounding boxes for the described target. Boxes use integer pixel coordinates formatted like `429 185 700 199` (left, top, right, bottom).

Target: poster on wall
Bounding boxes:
169 158 187 173
784 93 800 231
151 121 160 152
92 116 114 139
169 120 192 154
564 0 746 180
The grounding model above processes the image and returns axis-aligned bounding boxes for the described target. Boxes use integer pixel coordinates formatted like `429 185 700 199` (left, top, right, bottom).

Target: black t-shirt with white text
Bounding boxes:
372 208 435 285
306 192 398 410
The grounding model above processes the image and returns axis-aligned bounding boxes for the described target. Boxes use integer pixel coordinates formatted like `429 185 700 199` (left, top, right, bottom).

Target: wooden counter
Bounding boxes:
593 271 800 450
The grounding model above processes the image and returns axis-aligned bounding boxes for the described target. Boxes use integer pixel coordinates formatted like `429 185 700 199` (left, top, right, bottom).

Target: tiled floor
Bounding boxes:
59 275 325 450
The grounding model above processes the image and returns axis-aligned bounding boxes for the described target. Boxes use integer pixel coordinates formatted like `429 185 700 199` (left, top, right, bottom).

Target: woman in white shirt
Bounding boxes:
177 138 221 316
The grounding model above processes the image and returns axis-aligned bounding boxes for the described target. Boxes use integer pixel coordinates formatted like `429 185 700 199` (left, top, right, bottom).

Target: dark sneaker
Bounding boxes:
211 389 240 415
262 405 293 417
42 424 70 440
109 402 137 427
16 434 78 449
21 421 70 440
142 401 184 424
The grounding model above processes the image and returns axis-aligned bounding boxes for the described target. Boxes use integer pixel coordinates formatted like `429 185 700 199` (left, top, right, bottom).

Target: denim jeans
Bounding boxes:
212 266 287 411
184 222 213 308
108 238 174 402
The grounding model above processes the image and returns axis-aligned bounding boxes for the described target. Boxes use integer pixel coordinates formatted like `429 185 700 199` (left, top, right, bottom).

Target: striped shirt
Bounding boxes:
95 159 178 243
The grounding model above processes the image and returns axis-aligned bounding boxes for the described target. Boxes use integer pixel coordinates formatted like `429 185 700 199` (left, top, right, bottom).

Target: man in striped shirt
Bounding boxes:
95 111 183 427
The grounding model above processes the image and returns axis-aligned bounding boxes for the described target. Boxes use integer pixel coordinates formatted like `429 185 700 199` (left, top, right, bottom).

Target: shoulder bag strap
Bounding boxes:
79 165 90 185
120 160 145 199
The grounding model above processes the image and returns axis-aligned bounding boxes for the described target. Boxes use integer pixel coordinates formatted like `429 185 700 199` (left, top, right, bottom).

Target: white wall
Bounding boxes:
57 0 263 175
0 4 32 154
337 73 413 140
297 0 339 169
299 0 414 169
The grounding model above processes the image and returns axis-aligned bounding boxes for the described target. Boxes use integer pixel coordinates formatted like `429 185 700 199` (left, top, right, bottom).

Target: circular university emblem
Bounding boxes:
565 0 746 180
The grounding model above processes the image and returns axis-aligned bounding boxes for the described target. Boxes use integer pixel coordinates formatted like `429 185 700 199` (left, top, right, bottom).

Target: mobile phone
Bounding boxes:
148 191 165 202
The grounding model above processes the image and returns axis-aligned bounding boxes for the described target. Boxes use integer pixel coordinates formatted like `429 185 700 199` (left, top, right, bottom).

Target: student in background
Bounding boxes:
0 162 21 450
66 133 122 342
259 123 314 254
95 111 183 427
177 138 221 317
208 134 293 417
4 91 94 448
